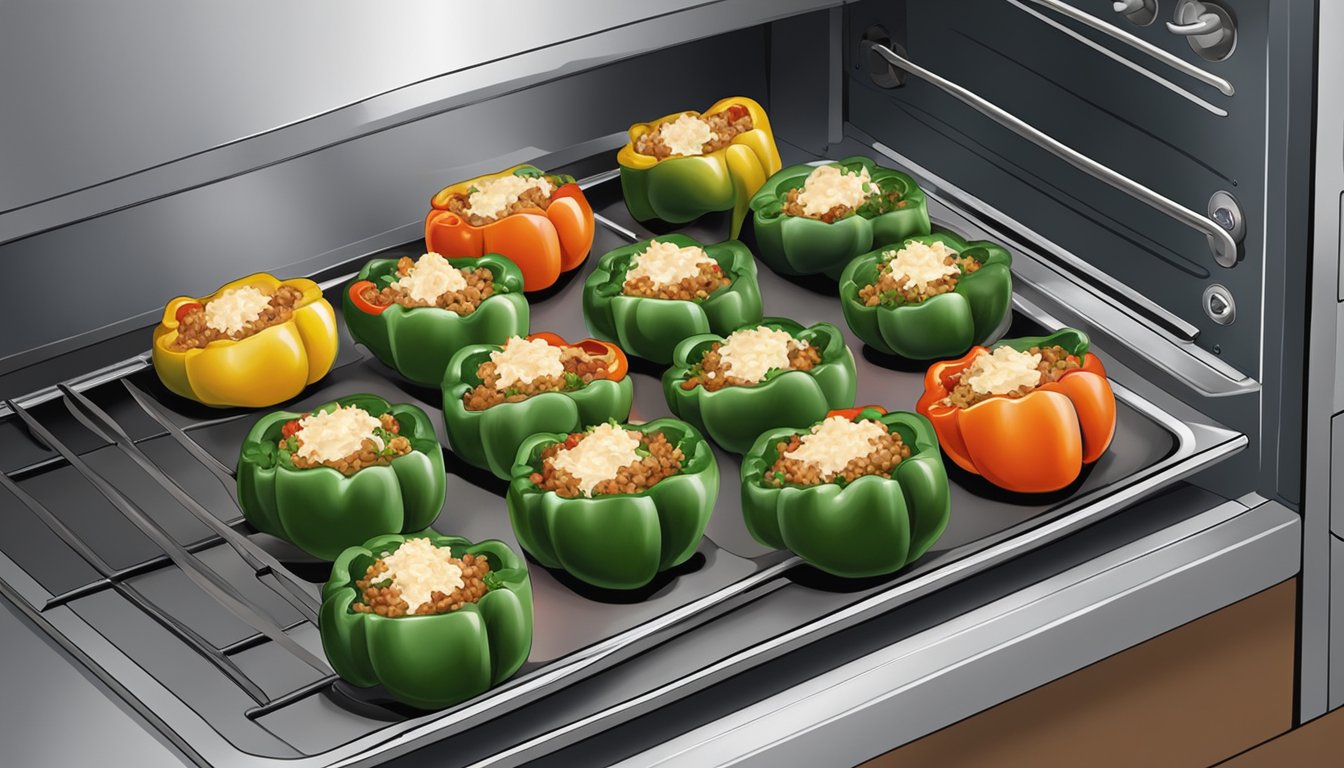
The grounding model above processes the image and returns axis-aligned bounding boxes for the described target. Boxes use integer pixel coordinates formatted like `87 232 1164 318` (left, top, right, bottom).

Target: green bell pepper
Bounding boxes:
740 407 950 578
749 156 932 279
839 232 1013 360
320 532 532 710
236 395 447 562
581 234 764 364
343 254 529 387
506 418 718 590
662 318 858 454
440 336 634 480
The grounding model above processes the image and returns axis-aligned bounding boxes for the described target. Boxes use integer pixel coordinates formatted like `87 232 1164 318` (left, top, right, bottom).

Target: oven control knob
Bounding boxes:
1112 0 1157 26
1167 0 1236 61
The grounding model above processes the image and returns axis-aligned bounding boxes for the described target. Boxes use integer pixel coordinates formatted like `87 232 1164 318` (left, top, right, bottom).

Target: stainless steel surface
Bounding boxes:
612 499 1299 767
1168 0 1237 61
1023 0 1234 95
1303 0 1344 722
1113 0 1158 26
867 42 1241 268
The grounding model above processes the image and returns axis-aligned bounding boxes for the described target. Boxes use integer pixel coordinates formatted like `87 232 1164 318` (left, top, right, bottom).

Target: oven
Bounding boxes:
0 1 1328 765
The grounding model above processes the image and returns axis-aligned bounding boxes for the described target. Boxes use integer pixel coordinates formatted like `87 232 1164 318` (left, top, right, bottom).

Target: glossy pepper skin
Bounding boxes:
916 328 1117 493
618 97 782 239
839 232 1013 361
236 395 446 561
441 334 634 480
661 318 858 454
320 532 532 711
741 407 950 578
425 165 595 292
749 156 931 279
581 234 764 364
152 273 338 408
506 418 718 591
343 254 529 387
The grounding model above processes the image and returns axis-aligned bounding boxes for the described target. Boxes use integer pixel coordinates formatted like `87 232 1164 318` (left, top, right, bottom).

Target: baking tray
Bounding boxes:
0 167 1240 766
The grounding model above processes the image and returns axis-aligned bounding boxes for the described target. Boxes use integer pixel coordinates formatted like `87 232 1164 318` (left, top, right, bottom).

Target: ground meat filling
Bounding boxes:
440 175 566 227
358 256 495 313
529 428 685 499
942 345 1083 409
679 328 821 392
281 411 412 476
620 240 729 301
171 285 305 350
634 105 755 160
623 260 727 300
463 343 612 411
766 419 912 488
352 551 492 618
859 242 982 307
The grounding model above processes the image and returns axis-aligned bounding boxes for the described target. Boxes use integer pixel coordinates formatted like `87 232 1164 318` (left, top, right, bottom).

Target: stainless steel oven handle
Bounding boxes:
1023 0 1234 96
867 43 1241 268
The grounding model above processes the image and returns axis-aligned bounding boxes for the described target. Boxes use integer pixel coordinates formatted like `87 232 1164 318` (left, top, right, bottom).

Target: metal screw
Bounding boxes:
1212 344 1222 354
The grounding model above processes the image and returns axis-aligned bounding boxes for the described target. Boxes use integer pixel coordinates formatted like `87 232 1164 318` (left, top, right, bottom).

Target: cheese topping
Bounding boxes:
788 416 887 478
963 346 1044 396
390 252 467 303
294 405 384 463
624 240 716 287
380 538 464 615
886 240 961 295
719 326 801 384
491 336 564 387
795 165 874 218
465 174 555 221
550 423 642 497
204 286 272 336
657 113 713 157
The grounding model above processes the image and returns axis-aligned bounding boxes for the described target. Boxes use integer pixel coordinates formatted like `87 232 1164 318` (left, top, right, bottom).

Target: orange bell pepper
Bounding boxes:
425 165 595 292
915 329 1117 493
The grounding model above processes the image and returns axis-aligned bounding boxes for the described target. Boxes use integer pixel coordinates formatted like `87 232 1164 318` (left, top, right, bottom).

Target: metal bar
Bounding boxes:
122 381 237 489
0 471 268 704
1018 0 1234 96
866 42 1241 268
61 384 320 623
4 399 331 676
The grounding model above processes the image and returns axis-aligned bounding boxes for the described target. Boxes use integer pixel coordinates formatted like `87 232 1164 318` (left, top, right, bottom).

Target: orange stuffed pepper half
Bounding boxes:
426 164 596 292
915 328 1117 493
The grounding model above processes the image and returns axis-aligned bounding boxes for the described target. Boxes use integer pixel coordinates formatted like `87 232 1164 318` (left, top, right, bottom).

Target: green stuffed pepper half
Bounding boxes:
441 333 634 480
748 156 931 280
839 232 1013 361
345 252 529 387
741 406 950 578
506 418 718 591
320 532 532 710
662 318 858 454
582 234 764 365
236 395 446 562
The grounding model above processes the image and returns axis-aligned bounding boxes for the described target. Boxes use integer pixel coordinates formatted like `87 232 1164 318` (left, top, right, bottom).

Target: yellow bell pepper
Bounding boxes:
151 273 338 408
617 97 782 239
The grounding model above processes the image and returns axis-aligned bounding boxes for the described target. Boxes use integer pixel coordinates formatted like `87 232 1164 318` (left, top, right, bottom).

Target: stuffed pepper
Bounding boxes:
344 252 529 387
507 419 717 591
916 328 1117 493
839 233 1013 361
152 273 337 408
741 406 950 578
320 532 532 711
441 333 633 480
425 164 595 292
581 234 763 364
662 318 857 454
749 156 931 279
236 395 446 561
618 96 781 239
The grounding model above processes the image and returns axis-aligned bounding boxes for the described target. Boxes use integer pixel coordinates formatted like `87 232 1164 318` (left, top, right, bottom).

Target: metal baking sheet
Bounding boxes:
0 169 1236 767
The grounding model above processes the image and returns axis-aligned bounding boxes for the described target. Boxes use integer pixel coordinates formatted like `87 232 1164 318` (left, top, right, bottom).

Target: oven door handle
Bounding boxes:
867 43 1241 268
